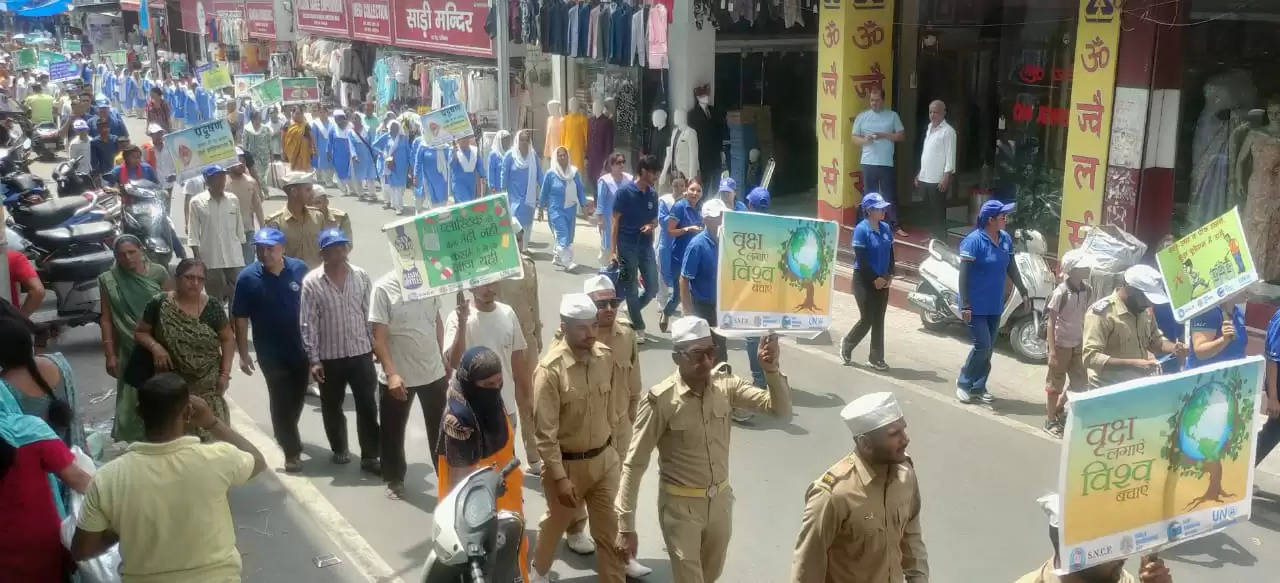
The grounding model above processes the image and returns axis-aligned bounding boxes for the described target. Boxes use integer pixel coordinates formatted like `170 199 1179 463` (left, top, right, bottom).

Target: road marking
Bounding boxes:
227 399 403 583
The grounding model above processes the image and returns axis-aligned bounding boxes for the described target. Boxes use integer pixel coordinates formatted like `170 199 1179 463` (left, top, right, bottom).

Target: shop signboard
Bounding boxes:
391 0 494 58
233 74 265 97
418 104 475 148
715 211 838 337
14 48 36 70
245 0 276 40
383 193 523 300
1155 207 1258 322
169 59 187 77
295 0 351 36
164 120 240 182
352 1 393 43
106 50 128 67
814 0 895 226
199 64 234 91
1056 357 1262 574
281 78 321 105
47 61 80 83
61 39 81 54
249 77 282 106
1056 0 1124 255
38 51 68 68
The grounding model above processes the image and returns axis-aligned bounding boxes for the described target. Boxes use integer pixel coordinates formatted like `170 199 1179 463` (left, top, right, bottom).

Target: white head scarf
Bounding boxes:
508 130 538 202
489 130 511 161
551 146 579 209
455 140 479 173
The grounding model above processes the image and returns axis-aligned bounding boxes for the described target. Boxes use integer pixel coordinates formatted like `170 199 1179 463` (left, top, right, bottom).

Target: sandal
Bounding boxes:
385 481 406 500
331 451 351 465
284 456 303 473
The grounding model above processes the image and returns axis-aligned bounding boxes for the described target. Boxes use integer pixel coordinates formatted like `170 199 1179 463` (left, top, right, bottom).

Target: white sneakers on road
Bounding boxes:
565 531 595 555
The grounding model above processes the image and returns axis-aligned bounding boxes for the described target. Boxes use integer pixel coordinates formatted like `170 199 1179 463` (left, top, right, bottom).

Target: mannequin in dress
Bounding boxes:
645 108 673 169
661 108 700 191
686 83 723 184
1228 108 1264 205
586 100 616 185
544 99 564 161
1234 96 1280 282
1190 70 1256 227
561 97 589 172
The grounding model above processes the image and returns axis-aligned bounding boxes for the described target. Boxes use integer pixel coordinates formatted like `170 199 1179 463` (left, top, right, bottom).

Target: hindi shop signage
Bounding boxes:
383 194 523 300
352 1 393 43
295 0 351 36
392 0 493 58
245 0 275 40
1056 357 1263 574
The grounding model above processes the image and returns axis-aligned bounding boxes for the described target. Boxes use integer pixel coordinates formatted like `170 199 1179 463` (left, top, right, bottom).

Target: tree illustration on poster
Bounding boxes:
776 224 834 312
1160 367 1254 510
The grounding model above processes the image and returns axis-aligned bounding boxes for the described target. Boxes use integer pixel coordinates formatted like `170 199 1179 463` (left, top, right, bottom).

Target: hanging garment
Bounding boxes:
560 111 588 171
644 121 673 167
413 139 450 205
608 3 632 66
450 145 482 203
577 1 592 58
648 2 669 69
586 114 615 182
329 124 357 181
567 2 582 57
631 5 647 67
503 139 541 230
664 125 700 183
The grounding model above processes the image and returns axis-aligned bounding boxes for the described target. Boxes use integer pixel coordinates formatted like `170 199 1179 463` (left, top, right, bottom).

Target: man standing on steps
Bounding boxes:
851 86 906 237
914 100 956 241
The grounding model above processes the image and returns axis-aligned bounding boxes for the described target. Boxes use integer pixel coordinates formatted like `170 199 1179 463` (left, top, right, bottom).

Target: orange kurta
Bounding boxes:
437 419 529 581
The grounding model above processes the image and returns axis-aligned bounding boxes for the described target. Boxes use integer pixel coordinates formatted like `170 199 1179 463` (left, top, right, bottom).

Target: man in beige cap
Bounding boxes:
617 316 791 582
265 172 329 268
791 392 928 583
1082 264 1187 389
530 294 626 583
496 216 544 474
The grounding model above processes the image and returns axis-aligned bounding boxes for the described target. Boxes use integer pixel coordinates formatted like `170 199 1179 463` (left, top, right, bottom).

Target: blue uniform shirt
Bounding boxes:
851 108 904 167
851 219 893 276
231 258 310 367
681 230 719 304
958 229 1013 316
1266 309 1280 362
1186 305 1248 369
667 197 703 265
614 181 659 244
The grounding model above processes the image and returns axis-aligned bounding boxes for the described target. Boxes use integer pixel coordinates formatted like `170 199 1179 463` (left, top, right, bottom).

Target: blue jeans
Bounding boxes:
745 336 766 388
957 314 1001 393
861 164 898 226
617 237 658 331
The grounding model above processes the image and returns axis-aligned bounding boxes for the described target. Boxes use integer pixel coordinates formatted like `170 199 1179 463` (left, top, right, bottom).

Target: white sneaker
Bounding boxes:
307 383 322 398
565 262 579 271
626 558 653 577
565 531 596 555
636 332 647 345
955 387 973 404
526 460 543 477
529 566 551 583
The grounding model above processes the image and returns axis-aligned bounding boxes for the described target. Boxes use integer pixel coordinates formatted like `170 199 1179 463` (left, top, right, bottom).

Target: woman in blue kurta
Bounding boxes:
659 179 704 325
351 115 378 202
539 146 588 270
309 110 333 183
123 73 139 117
656 170 689 312
449 136 482 203
503 130 541 242
328 111 358 196
956 200 1028 403
195 85 215 122
595 151 632 267
373 120 411 214
412 136 449 209
485 130 510 194
181 83 199 127
101 70 117 109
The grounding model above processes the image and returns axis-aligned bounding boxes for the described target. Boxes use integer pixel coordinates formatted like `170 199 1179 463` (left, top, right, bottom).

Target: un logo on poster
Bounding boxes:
852 0 887 10
1085 0 1117 22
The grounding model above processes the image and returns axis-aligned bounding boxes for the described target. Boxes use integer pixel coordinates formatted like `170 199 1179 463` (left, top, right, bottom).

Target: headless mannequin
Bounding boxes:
646 109 673 169
1235 98 1280 282
544 99 564 161
561 97 588 171
662 108 699 190
686 86 722 184
586 100 616 183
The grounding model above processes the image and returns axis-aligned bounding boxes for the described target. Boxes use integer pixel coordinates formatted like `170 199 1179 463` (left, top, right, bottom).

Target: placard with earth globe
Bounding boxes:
715 211 837 337
1055 356 1263 575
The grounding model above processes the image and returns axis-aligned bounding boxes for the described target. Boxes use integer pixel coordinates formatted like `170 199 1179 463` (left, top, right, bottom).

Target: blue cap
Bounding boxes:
317 228 351 249
718 177 736 193
746 187 770 211
253 227 285 246
861 193 892 210
202 164 226 179
978 200 1016 226
93 95 109 107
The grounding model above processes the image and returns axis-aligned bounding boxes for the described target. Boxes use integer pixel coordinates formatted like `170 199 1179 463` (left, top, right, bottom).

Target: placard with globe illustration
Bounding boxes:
1056 356 1263 574
715 211 838 337
381 194 523 301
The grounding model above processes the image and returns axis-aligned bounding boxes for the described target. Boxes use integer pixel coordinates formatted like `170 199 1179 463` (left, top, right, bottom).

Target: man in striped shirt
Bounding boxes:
300 228 381 474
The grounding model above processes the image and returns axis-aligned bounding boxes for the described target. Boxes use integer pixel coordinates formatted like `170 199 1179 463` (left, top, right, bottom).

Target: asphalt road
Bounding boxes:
31 114 1280 582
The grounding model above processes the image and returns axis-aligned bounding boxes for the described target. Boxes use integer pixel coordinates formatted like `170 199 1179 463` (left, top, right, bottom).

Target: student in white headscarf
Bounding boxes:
485 130 511 195
538 146 589 270
503 130 541 244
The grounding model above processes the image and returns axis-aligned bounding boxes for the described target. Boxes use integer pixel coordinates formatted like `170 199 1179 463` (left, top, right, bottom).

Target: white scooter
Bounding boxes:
907 229 1057 362
420 459 524 583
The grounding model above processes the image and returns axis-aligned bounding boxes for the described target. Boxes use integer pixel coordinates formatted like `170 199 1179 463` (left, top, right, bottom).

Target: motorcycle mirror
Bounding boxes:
50 172 58 180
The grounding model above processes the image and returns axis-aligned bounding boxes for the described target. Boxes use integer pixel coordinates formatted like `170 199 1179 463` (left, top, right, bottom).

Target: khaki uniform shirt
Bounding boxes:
533 338 620 482
791 452 928 583
600 320 641 457
496 254 541 353
617 364 792 532
1082 291 1162 388
265 205 328 269
1013 559 1134 583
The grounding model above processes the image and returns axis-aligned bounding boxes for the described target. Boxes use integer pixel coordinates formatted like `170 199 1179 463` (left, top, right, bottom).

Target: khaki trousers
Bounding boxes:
533 449 624 581
658 485 735 583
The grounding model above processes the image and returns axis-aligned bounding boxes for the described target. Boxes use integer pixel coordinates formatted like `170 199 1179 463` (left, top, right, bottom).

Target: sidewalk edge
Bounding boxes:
226 398 404 583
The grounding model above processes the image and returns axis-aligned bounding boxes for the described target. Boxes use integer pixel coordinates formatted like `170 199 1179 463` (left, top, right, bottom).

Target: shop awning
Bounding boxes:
7 0 72 17
70 0 121 15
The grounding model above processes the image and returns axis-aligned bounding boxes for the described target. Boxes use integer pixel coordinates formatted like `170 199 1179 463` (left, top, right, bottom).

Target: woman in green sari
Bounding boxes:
134 258 236 440
99 235 170 442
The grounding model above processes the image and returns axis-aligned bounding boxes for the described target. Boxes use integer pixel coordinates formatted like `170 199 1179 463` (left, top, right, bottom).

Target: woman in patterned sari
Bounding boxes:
99 235 170 442
134 258 235 439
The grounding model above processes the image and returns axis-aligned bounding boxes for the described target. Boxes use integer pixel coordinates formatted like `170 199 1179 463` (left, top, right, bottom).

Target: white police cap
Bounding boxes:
583 274 615 294
840 392 904 436
559 293 598 320
670 316 711 344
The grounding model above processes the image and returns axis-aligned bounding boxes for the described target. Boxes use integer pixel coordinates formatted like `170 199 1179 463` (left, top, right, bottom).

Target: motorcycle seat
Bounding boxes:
45 248 115 282
30 222 115 247
13 196 90 230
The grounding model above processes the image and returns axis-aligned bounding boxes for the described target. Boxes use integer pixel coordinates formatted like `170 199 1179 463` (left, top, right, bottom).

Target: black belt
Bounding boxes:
562 437 612 461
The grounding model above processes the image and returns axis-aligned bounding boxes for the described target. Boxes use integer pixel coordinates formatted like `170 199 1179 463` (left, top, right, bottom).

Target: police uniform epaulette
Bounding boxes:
818 455 858 489
648 376 679 398
1091 297 1114 314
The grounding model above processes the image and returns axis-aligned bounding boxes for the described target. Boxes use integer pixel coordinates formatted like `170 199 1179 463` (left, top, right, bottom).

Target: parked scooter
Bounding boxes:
908 229 1057 362
31 121 60 160
117 180 176 266
420 459 524 583
7 194 117 330
52 157 95 198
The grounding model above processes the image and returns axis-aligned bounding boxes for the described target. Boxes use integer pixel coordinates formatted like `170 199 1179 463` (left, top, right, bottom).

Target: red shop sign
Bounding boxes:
211 0 244 19
391 0 493 58
351 1 393 44
295 0 352 36
245 1 275 40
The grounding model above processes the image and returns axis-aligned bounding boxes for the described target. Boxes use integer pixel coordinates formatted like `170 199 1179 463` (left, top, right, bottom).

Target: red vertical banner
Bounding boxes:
391 0 493 58
295 0 352 36
351 1 394 43
244 1 276 40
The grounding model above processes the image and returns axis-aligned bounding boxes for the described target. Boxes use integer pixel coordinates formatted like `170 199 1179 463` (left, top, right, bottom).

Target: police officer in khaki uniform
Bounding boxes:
530 294 627 583
616 316 792 583
498 218 545 474
791 392 929 583
1082 265 1186 389
265 172 329 268
312 189 354 250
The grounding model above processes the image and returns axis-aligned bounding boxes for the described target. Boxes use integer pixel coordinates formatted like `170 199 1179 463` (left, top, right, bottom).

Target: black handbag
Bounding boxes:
121 345 155 388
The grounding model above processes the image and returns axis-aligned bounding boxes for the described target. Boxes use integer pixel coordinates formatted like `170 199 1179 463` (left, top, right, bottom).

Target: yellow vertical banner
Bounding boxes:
1057 0 1124 254
816 0 895 226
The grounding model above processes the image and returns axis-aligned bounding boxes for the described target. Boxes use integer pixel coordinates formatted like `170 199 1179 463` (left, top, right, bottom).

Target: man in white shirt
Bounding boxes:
67 119 92 174
914 100 957 240
146 123 178 213
370 271 447 499
225 151 264 265
188 164 246 305
443 282 535 463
